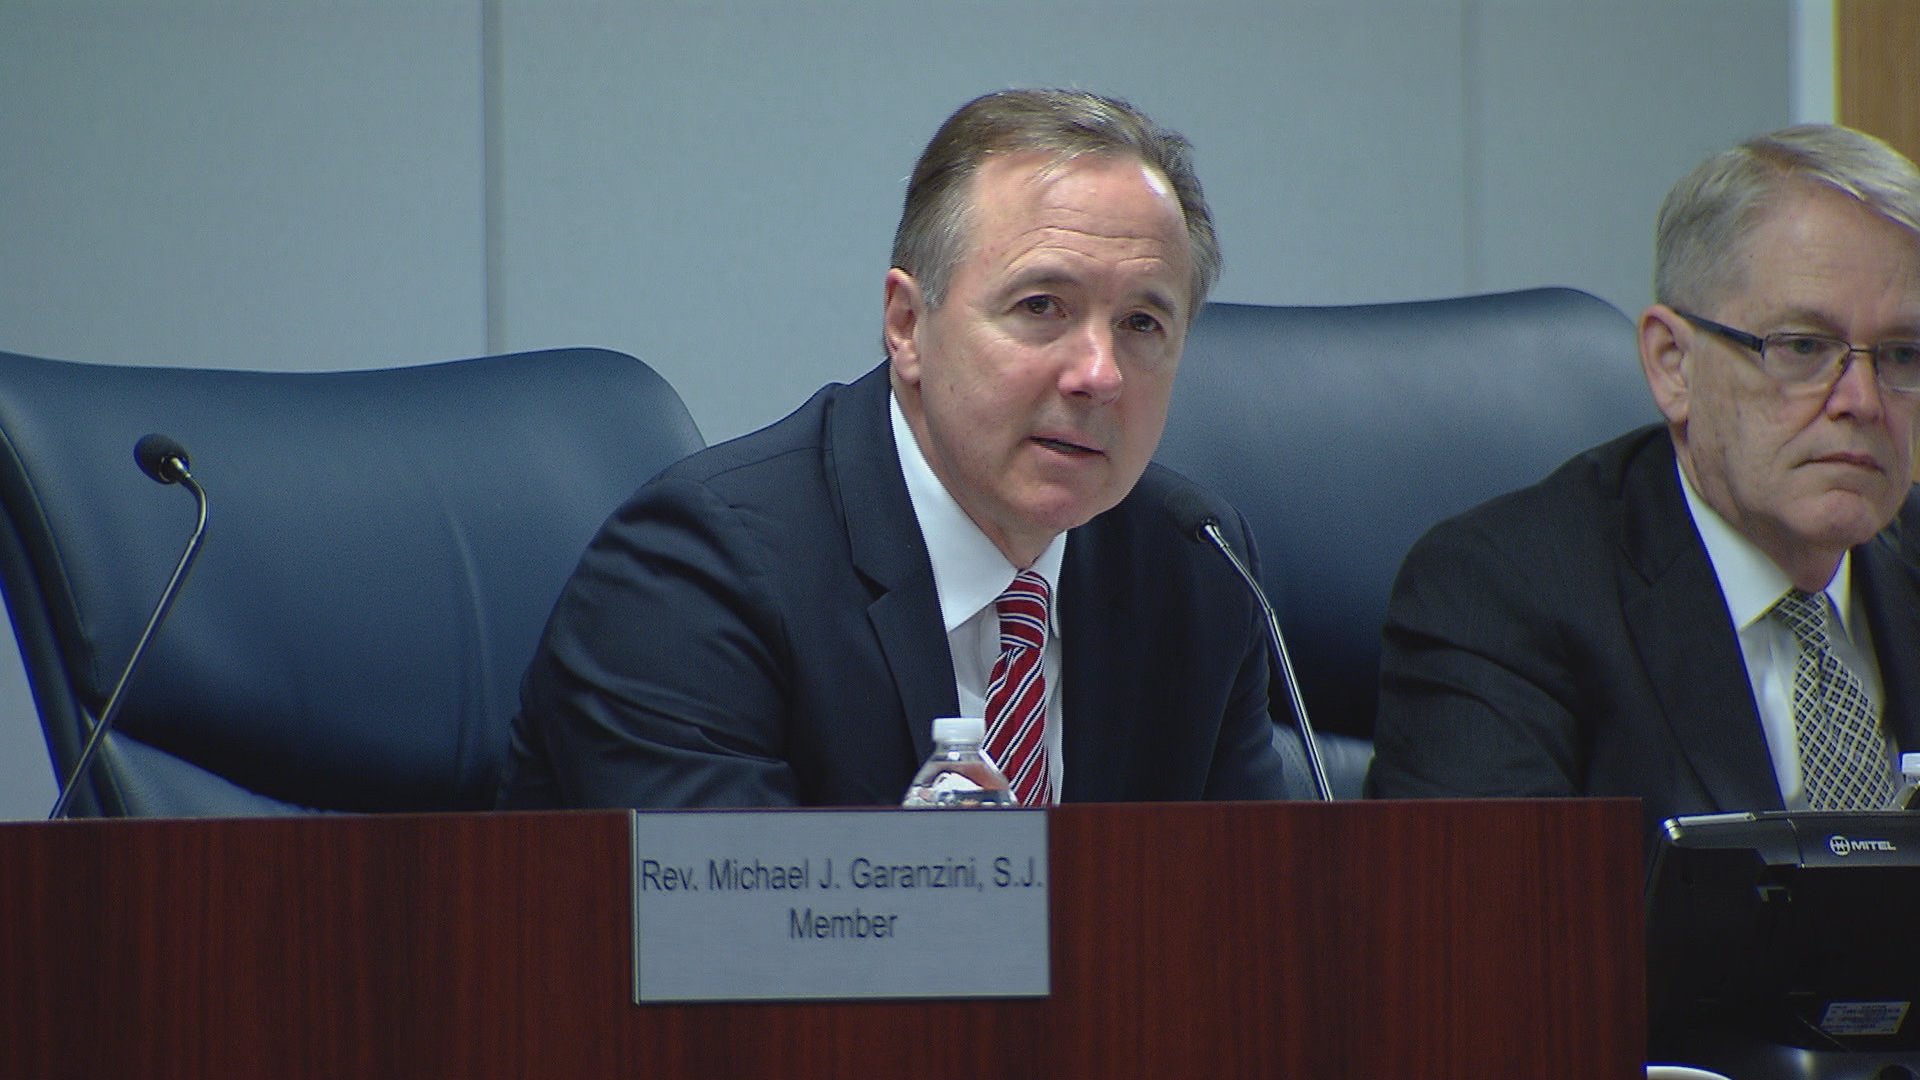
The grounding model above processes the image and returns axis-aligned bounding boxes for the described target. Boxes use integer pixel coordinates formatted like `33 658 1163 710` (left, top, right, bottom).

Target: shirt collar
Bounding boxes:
1676 456 1854 639
891 391 1065 634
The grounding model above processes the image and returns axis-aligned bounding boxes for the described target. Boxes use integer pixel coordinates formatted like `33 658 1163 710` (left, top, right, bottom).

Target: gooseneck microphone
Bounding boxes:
1165 488 1333 802
48 434 209 819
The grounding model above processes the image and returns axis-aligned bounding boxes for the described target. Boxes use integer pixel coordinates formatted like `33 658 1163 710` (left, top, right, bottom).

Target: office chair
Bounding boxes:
1157 287 1650 798
0 346 704 816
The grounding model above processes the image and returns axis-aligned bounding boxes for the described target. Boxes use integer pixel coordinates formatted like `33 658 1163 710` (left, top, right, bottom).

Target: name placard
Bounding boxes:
630 809 1049 1003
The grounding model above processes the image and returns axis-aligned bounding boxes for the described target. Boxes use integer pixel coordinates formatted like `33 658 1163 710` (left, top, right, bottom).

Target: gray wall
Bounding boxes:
0 1 1802 817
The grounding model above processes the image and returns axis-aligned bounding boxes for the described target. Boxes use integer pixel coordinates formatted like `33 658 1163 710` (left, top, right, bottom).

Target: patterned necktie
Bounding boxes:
985 569 1052 805
1772 589 1897 810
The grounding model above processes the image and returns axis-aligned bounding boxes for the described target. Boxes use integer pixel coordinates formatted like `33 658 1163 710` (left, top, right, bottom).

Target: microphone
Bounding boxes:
48 434 210 819
134 432 193 485
1165 487 1333 802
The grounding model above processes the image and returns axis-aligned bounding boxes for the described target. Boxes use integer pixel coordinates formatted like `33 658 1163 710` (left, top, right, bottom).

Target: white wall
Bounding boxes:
0 1 488 370
1792 0 1836 124
495 0 1796 441
0 1 1821 817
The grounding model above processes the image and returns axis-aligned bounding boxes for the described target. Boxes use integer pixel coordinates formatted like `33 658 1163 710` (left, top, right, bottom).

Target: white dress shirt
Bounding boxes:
891 392 1066 800
1677 459 1886 807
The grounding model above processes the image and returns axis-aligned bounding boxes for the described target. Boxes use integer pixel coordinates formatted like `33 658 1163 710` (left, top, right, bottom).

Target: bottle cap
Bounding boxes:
931 716 985 744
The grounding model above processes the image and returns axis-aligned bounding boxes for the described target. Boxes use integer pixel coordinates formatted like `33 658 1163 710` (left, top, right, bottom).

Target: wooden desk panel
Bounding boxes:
0 800 1641 1079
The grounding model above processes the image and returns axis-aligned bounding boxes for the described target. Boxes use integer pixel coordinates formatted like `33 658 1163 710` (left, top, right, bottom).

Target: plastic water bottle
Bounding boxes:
901 717 1014 808
1896 753 1920 810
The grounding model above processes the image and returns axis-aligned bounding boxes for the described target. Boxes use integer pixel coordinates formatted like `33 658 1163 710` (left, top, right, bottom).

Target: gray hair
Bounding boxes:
1654 123 1920 310
890 88 1221 315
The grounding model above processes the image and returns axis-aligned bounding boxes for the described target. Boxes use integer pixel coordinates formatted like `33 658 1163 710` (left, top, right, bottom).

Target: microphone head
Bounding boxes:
133 433 191 485
1161 485 1223 541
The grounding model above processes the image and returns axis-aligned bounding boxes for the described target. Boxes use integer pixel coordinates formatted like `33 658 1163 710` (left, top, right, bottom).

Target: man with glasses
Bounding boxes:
1369 125 1920 853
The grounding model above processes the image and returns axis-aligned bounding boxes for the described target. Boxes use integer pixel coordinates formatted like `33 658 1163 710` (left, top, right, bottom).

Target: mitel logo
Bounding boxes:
1829 834 1898 857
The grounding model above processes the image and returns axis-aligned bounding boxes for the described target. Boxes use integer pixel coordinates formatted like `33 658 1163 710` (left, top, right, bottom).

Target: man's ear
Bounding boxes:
883 268 925 385
1639 304 1693 427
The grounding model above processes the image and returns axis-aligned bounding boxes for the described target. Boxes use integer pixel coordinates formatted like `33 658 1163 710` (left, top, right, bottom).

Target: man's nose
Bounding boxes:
1061 322 1123 404
1826 346 1887 420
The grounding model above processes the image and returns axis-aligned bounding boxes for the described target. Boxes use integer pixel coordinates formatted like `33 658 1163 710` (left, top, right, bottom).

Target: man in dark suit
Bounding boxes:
499 89 1288 808
1370 124 1920 852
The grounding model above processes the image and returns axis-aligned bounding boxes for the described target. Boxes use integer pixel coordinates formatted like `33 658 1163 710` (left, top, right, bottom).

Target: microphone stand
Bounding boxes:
1198 520 1334 802
49 462 207 819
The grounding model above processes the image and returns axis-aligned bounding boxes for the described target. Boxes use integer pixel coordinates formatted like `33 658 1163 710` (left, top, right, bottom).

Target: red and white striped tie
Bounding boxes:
985 569 1052 805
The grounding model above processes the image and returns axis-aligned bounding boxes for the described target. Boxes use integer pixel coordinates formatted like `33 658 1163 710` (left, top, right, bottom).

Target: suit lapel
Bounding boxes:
829 366 957 764
1858 500 1920 754
1616 433 1786 811
1056 520 1139 802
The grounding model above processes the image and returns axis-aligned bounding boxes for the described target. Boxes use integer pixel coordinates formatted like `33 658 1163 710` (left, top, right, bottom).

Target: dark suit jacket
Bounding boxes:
1369 424 1920 853
499 364 1288 808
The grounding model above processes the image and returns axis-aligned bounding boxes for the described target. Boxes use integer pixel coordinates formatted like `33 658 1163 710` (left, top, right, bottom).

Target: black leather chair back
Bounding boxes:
0 347 704 816
1157 288 1649 790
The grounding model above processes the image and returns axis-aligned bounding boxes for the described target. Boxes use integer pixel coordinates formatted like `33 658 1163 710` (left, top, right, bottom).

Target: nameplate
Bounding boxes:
630 809 1049 1003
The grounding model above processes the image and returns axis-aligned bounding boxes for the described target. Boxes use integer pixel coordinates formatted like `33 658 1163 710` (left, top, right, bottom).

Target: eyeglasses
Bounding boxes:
1675 309 1920 394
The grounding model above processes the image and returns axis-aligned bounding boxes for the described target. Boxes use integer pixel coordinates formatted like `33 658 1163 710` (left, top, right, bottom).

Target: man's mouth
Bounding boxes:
1034 436 1099 455
1811 450 1882 472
